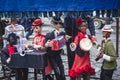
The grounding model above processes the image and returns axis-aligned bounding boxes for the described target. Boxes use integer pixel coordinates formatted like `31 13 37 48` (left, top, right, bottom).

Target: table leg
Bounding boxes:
34 69 37 80
42 69 46 80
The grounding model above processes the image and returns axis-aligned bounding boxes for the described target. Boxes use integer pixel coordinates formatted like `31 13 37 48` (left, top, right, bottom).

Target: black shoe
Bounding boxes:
46 75 54 80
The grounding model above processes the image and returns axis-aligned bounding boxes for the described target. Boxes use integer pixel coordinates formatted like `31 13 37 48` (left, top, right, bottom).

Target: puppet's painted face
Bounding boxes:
78 22 87 33
54 22 62 30
102 31 111 38
34 26 42 34
52 16 62 31
7 33 18 45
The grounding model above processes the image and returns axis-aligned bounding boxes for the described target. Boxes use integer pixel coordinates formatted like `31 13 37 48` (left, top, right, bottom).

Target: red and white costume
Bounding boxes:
33 34 52 75
33 34 45 47
69 32 95 77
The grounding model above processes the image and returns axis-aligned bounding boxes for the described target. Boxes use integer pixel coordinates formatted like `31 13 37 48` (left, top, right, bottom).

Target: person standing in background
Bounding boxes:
19 13 34 39
0 19 7 48
4 18 28 80
4 18 26 48
64 15 78 80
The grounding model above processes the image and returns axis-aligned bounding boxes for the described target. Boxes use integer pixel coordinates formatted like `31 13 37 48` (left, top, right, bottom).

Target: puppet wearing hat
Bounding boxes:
101 24 113 32
69 18 95 80
29 18 53 80
45 16 66 80
32 19 43 26
32 19 45 49
95 24 117 80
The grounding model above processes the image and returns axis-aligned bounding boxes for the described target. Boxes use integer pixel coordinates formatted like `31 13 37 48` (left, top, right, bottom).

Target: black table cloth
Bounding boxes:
8 50 47 80
8 50 47 69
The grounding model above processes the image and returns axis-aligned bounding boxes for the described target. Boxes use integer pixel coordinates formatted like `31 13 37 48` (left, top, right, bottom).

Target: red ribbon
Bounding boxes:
8 45 16 56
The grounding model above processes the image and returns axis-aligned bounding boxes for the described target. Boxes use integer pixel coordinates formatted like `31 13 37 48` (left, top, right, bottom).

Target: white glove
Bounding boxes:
70 43 76 51
6 57 11 63
45 40 52 47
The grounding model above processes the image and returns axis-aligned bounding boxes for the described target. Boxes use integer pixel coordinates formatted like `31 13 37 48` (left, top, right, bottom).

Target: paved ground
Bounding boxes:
0 21 120 80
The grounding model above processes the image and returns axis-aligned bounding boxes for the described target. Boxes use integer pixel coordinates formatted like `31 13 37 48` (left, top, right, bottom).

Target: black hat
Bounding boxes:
51 16 62 23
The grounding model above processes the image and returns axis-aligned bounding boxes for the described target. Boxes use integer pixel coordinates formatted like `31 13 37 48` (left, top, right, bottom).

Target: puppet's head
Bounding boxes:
32 18 43 34
7 33 18 45
51 16 63 30
101 25 113 38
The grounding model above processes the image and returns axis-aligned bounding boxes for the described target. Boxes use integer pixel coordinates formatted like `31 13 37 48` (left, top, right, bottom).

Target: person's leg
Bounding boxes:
66 42 76 80
56 54 66 80
82 73 90 80
100 68 114 80
100 68 105 80
66 42 75 69
49 57 61 80
22 68 28 80
76 76 81 80
15 68 22 80
41 68 46 80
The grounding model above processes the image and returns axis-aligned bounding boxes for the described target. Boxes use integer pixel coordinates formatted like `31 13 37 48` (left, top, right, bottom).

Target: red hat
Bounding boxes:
32 19 43 26
76 18 82 26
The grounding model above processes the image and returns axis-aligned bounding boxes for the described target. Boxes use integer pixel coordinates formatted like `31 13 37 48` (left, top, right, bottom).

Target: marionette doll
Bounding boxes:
45 16 67 80
1 33 18 65
31 18 53 80
68 18 95 80
1 33 28 80
95 25 117 80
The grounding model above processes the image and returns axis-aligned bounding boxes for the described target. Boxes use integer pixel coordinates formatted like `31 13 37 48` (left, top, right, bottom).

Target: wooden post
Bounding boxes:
116 17 119 57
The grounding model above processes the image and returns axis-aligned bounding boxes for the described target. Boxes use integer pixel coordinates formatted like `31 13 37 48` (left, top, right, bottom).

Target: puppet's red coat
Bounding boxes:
33 34 52 75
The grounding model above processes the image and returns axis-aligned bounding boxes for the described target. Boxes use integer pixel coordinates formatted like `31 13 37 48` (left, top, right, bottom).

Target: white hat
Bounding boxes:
79 38 92 51
102 25 113 32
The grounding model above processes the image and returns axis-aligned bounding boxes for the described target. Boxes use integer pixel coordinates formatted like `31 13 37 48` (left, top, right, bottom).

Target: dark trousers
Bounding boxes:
66 42 75 80
15 68 28 80
66 42 75 69
49 54 66 80
100 68 114 80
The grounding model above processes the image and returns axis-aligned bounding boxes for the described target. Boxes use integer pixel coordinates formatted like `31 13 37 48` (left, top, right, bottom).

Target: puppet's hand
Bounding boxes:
45 40 52 47
27 44 34 48
95 53 103 60
91 35 97 44
6 57 11 63
65 35 71 41
70 42 76 51
95 49 103 61
38 46 45 51
34 44 45 51
34 44 41 49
